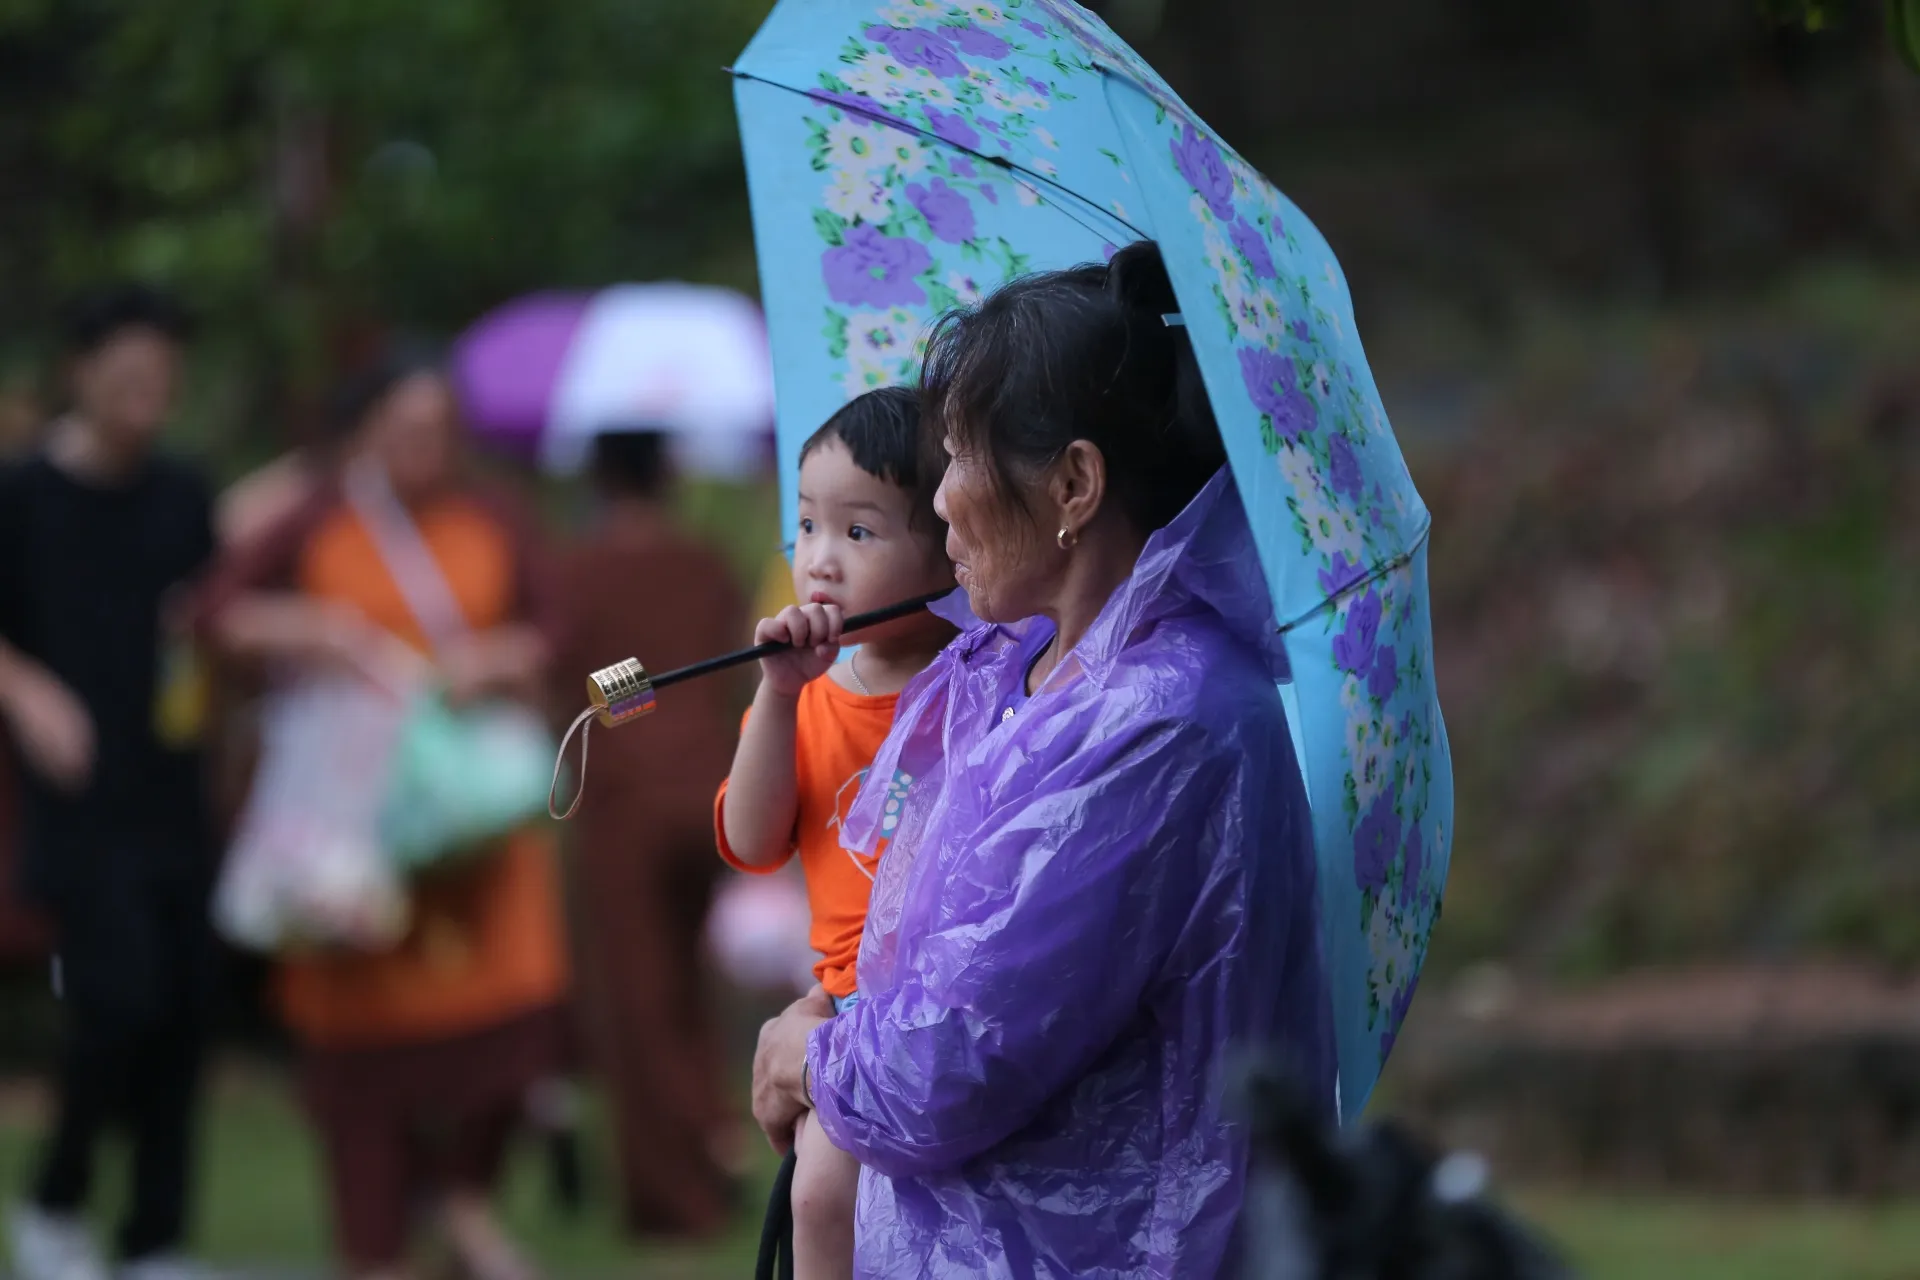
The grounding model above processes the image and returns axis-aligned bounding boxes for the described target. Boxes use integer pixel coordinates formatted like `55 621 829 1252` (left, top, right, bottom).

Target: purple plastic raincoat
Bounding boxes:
809 471 1336 1277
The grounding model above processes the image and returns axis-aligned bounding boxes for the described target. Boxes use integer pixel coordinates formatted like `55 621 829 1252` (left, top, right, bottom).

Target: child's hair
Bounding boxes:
800 385 945 538
63 283 194 356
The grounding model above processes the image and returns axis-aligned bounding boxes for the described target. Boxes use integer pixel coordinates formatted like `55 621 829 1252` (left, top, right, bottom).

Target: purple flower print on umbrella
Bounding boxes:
1333 588 1382 674
1239 347 1318 440
1379 979 1418 1059
1026 76 1051 98
1230 218 1276 280
939 24 1011 58
926 106 981 150
1318 551 1365 597
1354 790 1400 892
1171 122 1236 220
1021 18 1048 36
1368 643 1398 702
1328 433 1364 501
1399 827 1424 909
822 225 932 307
905 177 976 243
865 25 966 77
1291 318 1311 344
810 89 912 133
949 155 977 178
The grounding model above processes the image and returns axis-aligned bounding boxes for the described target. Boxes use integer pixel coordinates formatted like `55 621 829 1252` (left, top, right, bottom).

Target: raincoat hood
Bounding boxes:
813 469 1335 1277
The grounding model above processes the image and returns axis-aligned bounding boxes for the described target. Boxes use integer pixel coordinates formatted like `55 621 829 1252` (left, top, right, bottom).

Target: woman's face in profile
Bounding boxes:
365 372 460 502
935 430 1045 624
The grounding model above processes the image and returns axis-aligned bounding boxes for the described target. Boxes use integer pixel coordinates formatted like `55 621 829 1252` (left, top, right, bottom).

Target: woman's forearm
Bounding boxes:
445 624 549 704
207 593 354 666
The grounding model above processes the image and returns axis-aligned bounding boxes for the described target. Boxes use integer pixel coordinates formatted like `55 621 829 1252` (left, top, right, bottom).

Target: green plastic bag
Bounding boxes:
379 692 557 874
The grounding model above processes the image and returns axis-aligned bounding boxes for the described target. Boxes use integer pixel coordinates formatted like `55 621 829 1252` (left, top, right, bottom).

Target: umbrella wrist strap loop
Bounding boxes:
548 706 596 821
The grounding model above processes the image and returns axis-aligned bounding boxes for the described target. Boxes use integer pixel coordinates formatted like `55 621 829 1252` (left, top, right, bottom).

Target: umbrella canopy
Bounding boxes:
734 0 1451 1117
451 283 776 478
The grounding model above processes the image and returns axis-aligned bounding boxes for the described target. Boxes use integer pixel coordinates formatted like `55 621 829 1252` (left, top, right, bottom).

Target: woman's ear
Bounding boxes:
1049 440 1108 538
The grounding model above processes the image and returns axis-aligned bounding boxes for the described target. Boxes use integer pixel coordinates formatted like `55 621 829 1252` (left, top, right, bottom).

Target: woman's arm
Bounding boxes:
440 623 549 706
804 719 1233 1178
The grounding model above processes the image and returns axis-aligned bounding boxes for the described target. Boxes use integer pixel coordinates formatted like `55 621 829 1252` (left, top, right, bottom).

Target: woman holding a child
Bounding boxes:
749 243 1337 1276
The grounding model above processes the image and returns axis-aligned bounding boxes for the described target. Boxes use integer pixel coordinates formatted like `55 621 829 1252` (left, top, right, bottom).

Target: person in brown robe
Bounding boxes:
549 430 748 1239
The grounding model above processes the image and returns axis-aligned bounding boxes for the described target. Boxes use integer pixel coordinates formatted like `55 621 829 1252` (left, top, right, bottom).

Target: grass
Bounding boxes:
1516 1191 1920 1280
3 1065 1920 1279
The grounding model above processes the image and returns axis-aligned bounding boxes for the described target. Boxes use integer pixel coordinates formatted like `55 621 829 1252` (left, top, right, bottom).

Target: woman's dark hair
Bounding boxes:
919 240 1224 535
590 429 672 499
325 348 445 440
801 384 944 538
63 283 193 356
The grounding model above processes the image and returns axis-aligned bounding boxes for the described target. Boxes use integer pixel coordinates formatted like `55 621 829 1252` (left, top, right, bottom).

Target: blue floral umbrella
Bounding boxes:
734 0 1451 1118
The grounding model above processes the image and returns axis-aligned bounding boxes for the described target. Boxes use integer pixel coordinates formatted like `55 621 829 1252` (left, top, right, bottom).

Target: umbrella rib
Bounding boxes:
728 68 1149 246
1274 518 1433 636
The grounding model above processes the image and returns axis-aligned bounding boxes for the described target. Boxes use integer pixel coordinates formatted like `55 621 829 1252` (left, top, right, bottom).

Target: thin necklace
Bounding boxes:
846 649 871 695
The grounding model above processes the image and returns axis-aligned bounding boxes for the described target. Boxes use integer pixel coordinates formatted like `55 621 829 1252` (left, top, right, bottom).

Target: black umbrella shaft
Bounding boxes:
649 590 953 691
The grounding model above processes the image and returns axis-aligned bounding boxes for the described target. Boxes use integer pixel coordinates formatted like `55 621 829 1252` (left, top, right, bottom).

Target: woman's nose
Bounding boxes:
933 475 951 523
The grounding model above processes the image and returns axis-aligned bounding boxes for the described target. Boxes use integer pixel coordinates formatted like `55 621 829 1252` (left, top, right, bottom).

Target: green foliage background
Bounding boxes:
0 0 770 467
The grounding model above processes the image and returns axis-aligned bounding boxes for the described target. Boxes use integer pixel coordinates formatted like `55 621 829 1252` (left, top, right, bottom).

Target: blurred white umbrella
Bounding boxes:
454 282 776 479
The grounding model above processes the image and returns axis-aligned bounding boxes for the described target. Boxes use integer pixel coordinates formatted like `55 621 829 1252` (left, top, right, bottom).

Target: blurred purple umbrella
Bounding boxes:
452 283 776 478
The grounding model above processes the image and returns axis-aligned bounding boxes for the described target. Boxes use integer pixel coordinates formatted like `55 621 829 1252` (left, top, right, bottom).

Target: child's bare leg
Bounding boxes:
791 1110 858 1280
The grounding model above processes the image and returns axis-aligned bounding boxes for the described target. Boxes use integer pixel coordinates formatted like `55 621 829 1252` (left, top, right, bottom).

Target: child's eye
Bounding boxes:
798 517 815 536
848 525 872 542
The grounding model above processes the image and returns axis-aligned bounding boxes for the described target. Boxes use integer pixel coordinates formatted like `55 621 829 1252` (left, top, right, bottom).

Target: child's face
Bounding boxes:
793 438 952 625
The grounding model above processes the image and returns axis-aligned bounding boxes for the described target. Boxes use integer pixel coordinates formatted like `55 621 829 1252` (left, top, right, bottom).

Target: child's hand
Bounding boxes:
755 604 843 698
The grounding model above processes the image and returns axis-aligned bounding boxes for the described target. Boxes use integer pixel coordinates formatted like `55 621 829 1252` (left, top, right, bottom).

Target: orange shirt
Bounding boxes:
714 676 902 998
212 487 570 1049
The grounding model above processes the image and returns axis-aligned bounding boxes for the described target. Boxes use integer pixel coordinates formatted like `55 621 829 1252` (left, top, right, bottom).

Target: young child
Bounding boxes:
715 386 954 1278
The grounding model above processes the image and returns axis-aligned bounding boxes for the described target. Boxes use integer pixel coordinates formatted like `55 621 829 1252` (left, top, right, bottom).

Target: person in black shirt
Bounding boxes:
0 286 217 1280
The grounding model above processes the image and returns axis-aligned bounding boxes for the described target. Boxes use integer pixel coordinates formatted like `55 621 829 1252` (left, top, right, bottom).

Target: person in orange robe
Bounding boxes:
197 359 567 1280
547 430 747 1238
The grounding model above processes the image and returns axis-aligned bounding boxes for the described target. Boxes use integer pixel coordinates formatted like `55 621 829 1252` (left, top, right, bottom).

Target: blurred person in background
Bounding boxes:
547 428 748 1238
0 286 218 1280
196 357 569 1280
213 392 365 552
